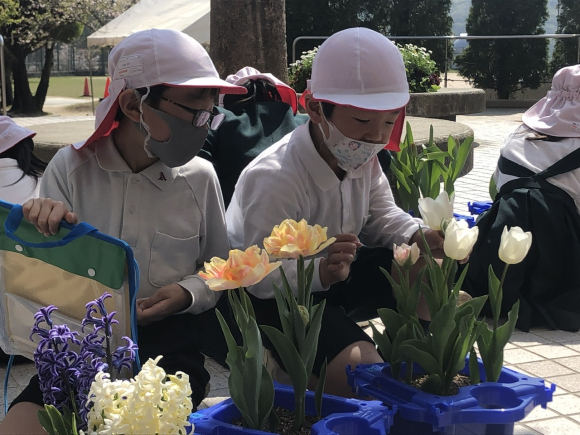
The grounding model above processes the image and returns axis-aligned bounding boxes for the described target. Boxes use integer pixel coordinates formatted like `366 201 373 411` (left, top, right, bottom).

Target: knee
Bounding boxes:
329 340 382 371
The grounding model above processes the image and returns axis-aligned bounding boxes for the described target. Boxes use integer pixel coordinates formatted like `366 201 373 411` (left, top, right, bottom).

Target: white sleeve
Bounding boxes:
226 167 327 300
39 148 73 210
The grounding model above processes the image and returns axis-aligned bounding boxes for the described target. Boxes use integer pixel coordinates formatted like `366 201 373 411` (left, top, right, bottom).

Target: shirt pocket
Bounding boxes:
149 232 200 287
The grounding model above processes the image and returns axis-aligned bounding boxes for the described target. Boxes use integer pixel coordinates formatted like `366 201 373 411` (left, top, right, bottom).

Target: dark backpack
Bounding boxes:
464 146 580 331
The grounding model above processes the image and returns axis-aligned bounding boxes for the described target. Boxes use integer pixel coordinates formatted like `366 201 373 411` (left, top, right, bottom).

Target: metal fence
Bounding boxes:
24 44 110 76
292 34 580 88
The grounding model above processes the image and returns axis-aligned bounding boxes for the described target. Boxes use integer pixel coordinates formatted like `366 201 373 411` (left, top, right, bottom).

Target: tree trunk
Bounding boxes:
1 64 13 107
34 43 55 111
210 0 288 82
9 45 37 114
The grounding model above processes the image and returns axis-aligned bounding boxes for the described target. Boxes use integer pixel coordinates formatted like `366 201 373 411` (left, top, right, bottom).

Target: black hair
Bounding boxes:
321 102 335 119
222 79 282 110
0 137 47 185
114 85 220 121
516 125 565 142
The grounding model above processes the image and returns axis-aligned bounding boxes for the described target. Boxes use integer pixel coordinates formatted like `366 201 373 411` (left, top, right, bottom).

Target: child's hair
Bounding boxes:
516 125 565 142
321 102 335 118
222 79 282 110
0 137 47 185
114 85 220 121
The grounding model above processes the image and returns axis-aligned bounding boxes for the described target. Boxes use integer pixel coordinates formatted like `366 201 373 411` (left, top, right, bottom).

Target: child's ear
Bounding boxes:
118 89 142 123
304 94 323 124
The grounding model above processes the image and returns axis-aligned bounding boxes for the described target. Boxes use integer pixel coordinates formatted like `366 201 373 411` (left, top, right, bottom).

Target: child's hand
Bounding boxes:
319 233 362 288
23 198 78 236
136 284 193 325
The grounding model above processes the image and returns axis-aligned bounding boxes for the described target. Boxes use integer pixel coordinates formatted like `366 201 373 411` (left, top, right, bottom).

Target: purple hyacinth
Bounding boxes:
82 293 119 336
31 293 138 429
111 337 138 372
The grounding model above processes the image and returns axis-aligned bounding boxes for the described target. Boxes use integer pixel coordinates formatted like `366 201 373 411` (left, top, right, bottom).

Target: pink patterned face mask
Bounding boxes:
318 104 386 172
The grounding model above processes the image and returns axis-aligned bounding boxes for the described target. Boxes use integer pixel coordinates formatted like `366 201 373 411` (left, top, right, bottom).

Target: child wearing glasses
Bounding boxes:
0 29 246 434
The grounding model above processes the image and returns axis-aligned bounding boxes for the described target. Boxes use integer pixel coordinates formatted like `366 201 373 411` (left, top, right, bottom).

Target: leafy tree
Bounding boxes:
388 0 453 70
457 0 549 99
551 0 580 73
285 0 391 65
0 0 136 114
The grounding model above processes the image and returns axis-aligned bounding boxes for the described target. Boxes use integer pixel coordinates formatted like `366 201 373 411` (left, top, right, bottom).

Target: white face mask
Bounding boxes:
317 105 386 172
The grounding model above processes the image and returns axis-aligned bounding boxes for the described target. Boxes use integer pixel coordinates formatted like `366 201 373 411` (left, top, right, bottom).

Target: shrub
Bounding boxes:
287 43 440 94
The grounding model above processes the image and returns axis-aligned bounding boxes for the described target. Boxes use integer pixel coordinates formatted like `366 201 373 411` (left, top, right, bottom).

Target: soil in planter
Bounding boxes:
410 373 472 396
233 407 317 434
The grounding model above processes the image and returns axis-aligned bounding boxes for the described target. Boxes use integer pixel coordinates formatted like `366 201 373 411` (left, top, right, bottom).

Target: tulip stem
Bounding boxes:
494 264 510 331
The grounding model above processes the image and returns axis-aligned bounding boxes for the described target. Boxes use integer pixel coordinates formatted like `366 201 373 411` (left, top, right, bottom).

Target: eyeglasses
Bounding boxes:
148 94 225 130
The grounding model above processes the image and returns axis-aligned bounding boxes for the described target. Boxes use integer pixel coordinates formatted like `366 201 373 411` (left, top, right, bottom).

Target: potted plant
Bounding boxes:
29 293 194 434
193 220 395 435
348 195 554 434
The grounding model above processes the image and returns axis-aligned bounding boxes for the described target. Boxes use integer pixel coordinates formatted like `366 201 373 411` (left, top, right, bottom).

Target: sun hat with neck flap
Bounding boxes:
0 116 36 154
522 64 580 138
304 27 410 151
78 28 247 149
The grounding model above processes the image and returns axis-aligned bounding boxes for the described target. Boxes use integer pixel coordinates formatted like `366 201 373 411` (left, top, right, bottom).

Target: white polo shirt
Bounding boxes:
40 135 230 314
0 159 41 205
493 125 580 214
226 122 423 299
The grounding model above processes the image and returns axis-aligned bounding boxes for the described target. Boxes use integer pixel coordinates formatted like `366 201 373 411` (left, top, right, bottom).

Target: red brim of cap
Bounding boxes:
277 86 298 114
78 98 121 149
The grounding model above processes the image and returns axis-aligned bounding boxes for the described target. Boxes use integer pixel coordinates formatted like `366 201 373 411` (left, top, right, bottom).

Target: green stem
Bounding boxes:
294 393 305 430
495 264 510 331
405 360 413 384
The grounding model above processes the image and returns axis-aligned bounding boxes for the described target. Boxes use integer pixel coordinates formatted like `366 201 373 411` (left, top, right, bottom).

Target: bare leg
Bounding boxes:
0 402 45 434
308 340 382 397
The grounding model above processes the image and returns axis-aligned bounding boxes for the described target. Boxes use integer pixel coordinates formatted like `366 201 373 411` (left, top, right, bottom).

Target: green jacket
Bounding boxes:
200 102 309 207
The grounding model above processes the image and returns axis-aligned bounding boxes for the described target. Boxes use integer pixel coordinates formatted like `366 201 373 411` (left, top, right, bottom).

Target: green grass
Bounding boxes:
27 76 109 99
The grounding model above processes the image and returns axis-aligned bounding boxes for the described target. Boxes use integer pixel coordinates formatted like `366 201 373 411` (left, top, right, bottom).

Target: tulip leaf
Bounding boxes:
272 283 293 339
456 295 488 320
216 309 243 374
406 268 425 319
420 374 443 395
257 365 276 431
261 325 309 395
451 136 474 180
301 300 326 378
242 315 265 421
469 347 481 385
398 344 441 376
297 255 306 307
315 358 328 420
371 322 392 362
487 265 503 322
429 297 458 364
422 281 440 321
377 308 407 340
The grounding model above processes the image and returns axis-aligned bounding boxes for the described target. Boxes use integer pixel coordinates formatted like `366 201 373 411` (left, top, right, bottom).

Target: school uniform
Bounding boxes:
493 125 580 215
0 158 41 205
11 135 233 409
226 122 423 375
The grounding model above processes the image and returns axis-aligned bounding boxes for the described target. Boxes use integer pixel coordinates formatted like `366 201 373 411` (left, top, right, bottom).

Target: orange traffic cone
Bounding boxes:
103 76 111 98
83 77 91 97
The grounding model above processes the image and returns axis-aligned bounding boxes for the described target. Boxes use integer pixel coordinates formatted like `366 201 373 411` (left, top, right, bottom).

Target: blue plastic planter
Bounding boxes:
190 382 395 434
347 358 554 435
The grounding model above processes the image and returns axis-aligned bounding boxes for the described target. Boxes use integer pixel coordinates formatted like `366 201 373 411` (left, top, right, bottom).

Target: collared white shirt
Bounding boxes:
494 125 580 214
0 159 41 205
40 135 230 314
226 122 423 299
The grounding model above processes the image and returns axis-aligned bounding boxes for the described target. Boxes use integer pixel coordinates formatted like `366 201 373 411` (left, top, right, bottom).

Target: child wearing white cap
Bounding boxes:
465 64 580 332
200 66 309 207
226 28 446 397
0 116 46 205
0 29 247 434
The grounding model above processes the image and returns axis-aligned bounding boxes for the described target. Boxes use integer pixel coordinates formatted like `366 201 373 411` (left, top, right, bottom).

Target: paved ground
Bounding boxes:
3 107 580 435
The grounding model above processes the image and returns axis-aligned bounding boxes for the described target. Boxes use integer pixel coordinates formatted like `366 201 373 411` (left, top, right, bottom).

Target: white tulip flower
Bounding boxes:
418 192 454 230
443 218 479 260
499 226 532 265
